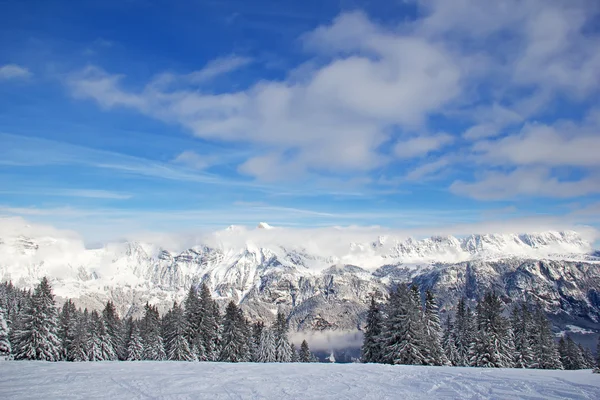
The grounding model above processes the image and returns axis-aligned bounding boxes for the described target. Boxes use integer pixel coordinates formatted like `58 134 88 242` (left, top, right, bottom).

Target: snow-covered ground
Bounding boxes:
0 362 598 399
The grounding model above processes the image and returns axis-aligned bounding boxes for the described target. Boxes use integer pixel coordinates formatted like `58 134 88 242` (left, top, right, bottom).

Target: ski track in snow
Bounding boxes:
0 362 599 400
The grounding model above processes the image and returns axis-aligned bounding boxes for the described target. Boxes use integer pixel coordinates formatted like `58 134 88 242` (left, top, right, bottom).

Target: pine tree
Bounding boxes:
164 302 195 361
423 290 448 366
274 309 292 362
469 292 514 368
13 277 62 361
453 298 474 366
511 303 534 368
103 300 125 360
198 283 221 361
530 306 562 369
257 327 276 362
67 309 89 362
140 303 166 360
219 301 250 362
0 304 11 357
299 339 311 363
361 295 383 363
291 343 299 362
250 321 264 362
127 322 144 361
58 299 77 360
382 285 426 365
183 286 203 358
442 314 458 366
560 336 585 370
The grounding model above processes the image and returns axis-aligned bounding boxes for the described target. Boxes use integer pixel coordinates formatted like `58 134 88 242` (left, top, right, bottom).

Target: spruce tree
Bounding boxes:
453 298 474 366
511 303 534 368
58 299 77 360
299 339 311 363
361 296 383 363
530 306 562 369
291 343 299 362
382 285 426 365
67 309 89 362
423 290 448 366
274 309 292 362
164 302 195 361
198 283 221 361
250 321 264 362
442 314 458 366
141 303 166 360
469 292 514 368
0 304 11 357
219 301 249 362
103 300 125 360
257 327 276 362
13 277 62 361
127 322 144 361
183 286 203 358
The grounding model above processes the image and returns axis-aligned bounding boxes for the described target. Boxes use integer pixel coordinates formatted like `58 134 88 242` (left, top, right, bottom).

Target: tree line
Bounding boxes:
0 278 316 363
361 285 600 372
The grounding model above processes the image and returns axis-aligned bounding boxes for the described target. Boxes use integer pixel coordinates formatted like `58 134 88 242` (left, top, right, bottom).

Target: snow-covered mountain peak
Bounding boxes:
257 222 273 230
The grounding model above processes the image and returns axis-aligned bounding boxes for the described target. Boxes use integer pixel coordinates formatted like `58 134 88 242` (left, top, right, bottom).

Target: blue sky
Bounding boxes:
1 0 599 242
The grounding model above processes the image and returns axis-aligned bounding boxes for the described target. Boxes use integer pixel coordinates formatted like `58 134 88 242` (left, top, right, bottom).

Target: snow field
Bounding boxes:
0 362 599 400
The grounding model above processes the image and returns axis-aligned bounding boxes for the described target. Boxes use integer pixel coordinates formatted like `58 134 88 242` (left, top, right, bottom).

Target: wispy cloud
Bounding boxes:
0 64 30 80
0 189 132 200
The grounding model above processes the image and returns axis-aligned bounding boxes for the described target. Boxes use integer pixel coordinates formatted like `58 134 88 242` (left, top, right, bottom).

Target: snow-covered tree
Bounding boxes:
274 310 292 362
382 285 426 365
103 300 125 360
442 314 458 366
423 290 448 366
198 283 221 361
13 277 62 361
219 301 250 362
0 304 11 357
67 309 89 362
361 295 383 363
88 310 117 361
530 306 562 369
250 321 264 362
299 339 312 363
560 335 586 370
257 327 276 362
453 298 475 366
164 302 195 361
126 322 144 361
58 299 77 359
469 292 514 368
510 303 534 368
141 303 166 361
290 343 299 362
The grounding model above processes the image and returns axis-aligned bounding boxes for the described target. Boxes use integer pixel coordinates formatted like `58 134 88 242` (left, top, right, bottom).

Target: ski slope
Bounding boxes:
0 362 598 399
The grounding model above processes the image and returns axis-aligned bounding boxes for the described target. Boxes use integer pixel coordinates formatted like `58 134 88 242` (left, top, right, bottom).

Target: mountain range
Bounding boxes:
1 220 599 350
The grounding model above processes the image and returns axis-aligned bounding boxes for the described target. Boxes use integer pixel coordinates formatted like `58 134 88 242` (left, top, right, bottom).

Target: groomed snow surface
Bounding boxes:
0 362 598 400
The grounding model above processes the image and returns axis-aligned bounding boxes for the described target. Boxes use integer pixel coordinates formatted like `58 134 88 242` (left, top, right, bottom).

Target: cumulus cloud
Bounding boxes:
0 64 30 80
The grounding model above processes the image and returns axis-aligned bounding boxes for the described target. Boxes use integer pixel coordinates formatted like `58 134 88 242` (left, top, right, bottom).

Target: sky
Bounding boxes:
1 0 600 244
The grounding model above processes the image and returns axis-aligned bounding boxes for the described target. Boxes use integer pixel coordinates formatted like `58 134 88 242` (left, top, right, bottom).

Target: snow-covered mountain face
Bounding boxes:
1 222 598 337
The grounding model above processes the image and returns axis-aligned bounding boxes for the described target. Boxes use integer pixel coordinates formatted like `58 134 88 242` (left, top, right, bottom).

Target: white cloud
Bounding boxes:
394 133 453 159
173 151 214 170
473 121 600 167
450 168 600 200
0 64 30 80
188 55 252 83
68 11 462 180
